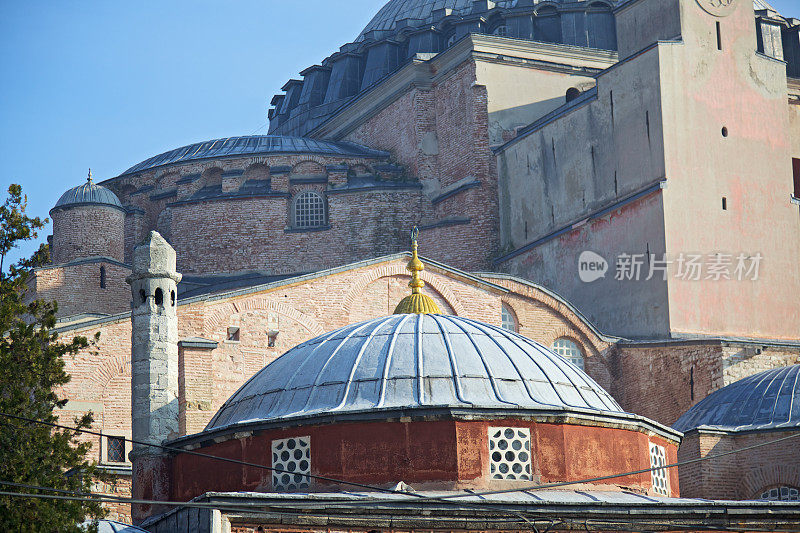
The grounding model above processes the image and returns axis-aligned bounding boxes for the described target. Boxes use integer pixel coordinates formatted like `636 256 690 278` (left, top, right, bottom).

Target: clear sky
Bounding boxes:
1 0 798 265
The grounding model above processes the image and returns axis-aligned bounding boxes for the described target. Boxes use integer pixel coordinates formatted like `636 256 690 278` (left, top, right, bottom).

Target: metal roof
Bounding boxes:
206 314 624 431
673 364 800 433
52 179 123 211
119 135 390 176
357 0 520 40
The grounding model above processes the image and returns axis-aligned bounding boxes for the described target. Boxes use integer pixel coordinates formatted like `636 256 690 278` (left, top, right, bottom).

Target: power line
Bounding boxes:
3 411 800 515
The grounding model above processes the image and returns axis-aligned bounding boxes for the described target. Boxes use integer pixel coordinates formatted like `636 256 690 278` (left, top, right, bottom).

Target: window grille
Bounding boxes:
489 427 531 480
501 305 517 332
107 436 125 463
551 338 585 370
649 442 670 496
294 192 326 228
272 437 311 491
760 486 800 501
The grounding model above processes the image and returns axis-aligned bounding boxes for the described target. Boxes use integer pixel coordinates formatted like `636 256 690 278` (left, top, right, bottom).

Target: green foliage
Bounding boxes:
0 185 106 531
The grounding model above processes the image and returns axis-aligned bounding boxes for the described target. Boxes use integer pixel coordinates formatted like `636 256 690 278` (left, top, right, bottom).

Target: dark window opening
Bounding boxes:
227 326 240 342
171 290 176 307
107 436 125 463
722 197 727 210
722 126 728 137
565 87 581 102
690 367 695 401
792 158 800 198
99 266 106 289
716 21 722 50
139 289 146 305
154 288 164 306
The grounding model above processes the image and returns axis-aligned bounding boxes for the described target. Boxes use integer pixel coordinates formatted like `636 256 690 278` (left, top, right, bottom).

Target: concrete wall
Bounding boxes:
658 0 800 339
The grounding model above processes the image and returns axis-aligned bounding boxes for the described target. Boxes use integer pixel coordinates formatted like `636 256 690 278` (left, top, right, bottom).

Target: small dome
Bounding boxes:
673 365 800 433
53 175 122 212
206 314 624 431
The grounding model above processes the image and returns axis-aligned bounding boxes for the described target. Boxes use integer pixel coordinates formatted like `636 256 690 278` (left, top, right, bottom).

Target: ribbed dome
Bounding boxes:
53 178 122 211
357 0 519 41
673 365 800 433
206 314 624 431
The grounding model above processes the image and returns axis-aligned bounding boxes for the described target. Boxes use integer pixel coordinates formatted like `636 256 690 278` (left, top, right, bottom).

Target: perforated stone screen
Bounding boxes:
649 442 670 496
489 427 531 480
272 436 311 491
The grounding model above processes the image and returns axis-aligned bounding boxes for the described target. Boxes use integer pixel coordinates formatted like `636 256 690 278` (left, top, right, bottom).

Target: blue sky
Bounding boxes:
1 0 798 265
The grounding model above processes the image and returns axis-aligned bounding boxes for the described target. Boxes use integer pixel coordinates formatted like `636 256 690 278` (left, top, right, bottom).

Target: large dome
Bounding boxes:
357 0 519 40
52 176 123 212
206 314 624 431
673 365 800 433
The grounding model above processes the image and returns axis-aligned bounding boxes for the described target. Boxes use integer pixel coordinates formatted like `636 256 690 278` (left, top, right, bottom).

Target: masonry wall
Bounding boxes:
679 429 800 499
658 0 800 339
51 205 125 264
169 418 677 502
30 260 130 317
612 342 800 427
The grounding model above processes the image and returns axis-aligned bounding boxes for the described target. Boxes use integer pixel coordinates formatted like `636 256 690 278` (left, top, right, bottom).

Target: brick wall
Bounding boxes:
612 343 800 427
51 205 124 263
30 260 131 317
679 429 800 499
343 59 500 271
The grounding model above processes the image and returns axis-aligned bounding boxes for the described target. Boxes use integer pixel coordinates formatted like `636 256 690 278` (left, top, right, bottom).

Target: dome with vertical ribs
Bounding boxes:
205 314 625 431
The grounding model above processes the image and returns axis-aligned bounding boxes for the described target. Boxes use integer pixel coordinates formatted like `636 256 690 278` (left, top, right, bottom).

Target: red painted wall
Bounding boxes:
170 418 679 502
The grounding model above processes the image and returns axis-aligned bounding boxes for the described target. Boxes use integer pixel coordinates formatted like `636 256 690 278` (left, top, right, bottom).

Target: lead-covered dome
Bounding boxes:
52 175 123 212
206 314 624 431
358 0 519 40
673 365 800 433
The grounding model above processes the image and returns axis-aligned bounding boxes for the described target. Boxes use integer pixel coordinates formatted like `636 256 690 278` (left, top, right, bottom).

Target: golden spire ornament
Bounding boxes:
393 227 441 315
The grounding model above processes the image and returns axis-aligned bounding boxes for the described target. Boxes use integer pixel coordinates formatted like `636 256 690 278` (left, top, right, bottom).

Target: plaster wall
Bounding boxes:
169 418 678 502
615 0 682 59
658 0 800 339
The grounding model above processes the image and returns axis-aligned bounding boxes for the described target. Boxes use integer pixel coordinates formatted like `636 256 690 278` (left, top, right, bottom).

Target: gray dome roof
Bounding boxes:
206 314 624 431
673 365 800 433
53 178 123 212
358 0 519 40
120 135 389 176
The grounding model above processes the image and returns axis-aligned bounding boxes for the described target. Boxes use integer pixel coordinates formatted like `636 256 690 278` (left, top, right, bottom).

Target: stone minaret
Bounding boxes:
127 231 182 523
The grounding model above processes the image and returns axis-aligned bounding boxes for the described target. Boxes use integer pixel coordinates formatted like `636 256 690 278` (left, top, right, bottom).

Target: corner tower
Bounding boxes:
50 170 125 263
127 231 181 523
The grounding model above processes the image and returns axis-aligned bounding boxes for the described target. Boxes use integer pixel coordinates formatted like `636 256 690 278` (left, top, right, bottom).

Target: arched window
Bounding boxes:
501 304 518 332
99 266 106 289
759 486 800 501
154 288 164 307
566 87 582 102
551 338 584 370
294 191 326 228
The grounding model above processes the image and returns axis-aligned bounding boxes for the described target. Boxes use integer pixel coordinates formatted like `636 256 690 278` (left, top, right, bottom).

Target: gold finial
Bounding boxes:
87 169 93 183
393 227 442 315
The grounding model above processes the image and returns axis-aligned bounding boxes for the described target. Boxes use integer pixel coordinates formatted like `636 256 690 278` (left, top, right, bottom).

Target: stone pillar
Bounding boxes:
127 231 182 524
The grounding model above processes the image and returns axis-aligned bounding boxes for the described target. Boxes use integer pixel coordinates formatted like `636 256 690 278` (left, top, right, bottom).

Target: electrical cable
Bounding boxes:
3 410 800 527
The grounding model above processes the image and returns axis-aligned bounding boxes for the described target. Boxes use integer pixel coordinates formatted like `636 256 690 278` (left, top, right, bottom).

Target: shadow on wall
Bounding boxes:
488 95 575 145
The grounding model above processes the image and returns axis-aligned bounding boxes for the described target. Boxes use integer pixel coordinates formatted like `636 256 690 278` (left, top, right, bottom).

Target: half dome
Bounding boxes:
673 364 800 433
52 178 123 212
206 314 624 431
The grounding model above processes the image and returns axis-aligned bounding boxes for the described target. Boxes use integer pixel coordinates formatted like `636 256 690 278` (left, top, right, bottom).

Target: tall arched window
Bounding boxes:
501 304 518 332
551 338 584 370
294 191 326 229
